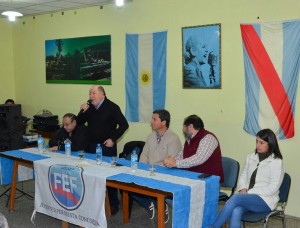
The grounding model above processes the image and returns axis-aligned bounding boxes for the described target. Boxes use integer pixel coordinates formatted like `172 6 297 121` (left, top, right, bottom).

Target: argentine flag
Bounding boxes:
241 19 300 139
125 31 167 123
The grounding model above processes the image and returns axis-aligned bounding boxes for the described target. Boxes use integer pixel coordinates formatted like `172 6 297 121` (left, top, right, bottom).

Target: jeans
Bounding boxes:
212 194 271 228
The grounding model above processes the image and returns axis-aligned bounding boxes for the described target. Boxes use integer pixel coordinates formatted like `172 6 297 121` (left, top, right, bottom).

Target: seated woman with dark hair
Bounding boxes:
210 129 284 228
49 113 88 152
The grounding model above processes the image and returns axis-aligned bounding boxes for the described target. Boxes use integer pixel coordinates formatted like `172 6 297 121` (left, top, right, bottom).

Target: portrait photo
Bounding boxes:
182 24 221 89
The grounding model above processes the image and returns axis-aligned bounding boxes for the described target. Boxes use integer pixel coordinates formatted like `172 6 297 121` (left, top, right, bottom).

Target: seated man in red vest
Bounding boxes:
164 114 224 182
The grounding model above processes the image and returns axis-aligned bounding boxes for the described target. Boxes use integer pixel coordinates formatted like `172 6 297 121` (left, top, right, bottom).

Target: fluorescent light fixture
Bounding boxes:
1 11 23 21
116 0 124 7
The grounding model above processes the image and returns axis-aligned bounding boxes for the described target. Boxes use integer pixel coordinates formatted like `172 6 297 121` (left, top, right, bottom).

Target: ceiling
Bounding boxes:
0 0 127 18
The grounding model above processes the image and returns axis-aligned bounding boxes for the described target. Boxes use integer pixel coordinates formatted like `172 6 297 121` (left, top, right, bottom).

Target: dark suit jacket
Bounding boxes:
49 125 88 151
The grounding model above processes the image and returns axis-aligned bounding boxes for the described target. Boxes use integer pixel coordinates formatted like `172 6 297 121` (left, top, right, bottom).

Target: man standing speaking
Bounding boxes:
77 85 129 214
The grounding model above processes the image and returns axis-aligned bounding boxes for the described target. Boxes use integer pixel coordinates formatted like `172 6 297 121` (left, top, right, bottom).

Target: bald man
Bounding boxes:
77 85 129 215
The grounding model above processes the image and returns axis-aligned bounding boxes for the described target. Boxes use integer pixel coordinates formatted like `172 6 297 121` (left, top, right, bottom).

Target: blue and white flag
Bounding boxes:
241 19 300 139
125 31 167 122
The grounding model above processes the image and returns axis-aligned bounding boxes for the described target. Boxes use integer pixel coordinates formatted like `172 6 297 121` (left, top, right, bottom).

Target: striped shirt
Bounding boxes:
175 134 218 168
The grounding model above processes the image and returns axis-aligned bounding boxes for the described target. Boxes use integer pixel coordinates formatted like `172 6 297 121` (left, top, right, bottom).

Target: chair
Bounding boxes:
118 141 145 161
242 173 291 228
219 156 240 201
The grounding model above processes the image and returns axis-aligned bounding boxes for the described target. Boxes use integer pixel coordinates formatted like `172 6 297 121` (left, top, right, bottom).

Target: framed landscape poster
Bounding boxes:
182 23 221 89
45 35 111 85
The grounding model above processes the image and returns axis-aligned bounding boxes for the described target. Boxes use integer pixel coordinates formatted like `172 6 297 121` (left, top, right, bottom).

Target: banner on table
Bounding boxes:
34 161 107 228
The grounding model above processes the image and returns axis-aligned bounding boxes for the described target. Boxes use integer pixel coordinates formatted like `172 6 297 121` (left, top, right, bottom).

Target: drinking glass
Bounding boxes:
43 145 49 154
111 156 117 167
149 164 156 176
78 150 85 160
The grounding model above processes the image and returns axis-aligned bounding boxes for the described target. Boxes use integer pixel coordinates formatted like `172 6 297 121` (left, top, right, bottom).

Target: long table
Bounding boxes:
0 150 47 211
0 149 219 228
107 179 172 227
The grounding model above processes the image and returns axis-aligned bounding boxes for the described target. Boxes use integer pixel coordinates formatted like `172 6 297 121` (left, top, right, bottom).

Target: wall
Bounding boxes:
1 0 300 217
0 20 14 103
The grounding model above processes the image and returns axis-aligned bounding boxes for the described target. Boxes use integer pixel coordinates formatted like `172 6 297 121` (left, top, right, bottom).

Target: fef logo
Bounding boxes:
48 164 85 210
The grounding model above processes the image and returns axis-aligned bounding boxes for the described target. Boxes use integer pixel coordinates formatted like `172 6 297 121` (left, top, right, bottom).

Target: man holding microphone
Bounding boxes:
77 85 129 215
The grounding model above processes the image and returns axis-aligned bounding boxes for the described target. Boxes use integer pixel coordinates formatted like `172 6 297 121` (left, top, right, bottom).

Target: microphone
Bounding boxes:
208 51 217 84
87 99 92 106
208 51 217 66
79 99 92 114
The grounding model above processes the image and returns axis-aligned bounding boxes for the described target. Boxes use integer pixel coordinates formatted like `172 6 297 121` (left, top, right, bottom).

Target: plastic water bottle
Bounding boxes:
65 138 71 158
37 134 44 153
96 143 102 165
131 150 138 172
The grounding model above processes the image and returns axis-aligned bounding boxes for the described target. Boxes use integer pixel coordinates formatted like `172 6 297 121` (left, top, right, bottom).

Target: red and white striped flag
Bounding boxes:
241 19 300 139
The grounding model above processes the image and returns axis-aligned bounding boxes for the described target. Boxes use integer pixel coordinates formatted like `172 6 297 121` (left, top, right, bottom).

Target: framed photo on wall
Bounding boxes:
45 35 111 85
182 23 221 89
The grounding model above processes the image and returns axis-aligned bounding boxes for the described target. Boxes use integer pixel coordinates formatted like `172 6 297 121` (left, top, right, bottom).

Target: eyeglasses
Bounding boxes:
63 119 73 127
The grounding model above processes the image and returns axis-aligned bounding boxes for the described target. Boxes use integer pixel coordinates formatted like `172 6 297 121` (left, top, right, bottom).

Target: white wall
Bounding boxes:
0 20 14 102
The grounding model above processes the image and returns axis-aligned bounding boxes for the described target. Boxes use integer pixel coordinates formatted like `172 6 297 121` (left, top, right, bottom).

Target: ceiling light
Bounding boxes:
116 0 124 7
1 11 23 21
